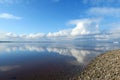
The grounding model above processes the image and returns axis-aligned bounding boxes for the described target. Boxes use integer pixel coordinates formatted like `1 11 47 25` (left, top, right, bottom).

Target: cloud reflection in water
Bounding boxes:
0 43 119 65
0 65 20 72
0 43 120 80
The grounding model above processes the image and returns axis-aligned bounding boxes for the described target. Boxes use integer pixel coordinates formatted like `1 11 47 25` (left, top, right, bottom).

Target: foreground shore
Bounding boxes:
75 50 120 80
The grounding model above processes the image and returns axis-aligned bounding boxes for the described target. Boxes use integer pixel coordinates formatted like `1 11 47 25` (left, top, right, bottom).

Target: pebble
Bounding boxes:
75 50 120 80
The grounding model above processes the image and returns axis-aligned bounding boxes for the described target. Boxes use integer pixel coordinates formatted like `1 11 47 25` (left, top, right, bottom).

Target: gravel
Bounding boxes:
75 50 120 80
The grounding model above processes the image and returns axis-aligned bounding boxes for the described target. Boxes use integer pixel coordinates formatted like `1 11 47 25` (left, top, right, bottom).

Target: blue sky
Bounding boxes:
0 0 120 41
0 0 83 33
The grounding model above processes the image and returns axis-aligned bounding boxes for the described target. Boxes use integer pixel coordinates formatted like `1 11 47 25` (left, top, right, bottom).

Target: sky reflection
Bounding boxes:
0 43 120 64
0 43 120 80
0 65 20 72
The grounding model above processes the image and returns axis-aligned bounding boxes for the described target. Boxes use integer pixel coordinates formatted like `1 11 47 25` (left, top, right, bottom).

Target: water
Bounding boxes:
0 42 120 80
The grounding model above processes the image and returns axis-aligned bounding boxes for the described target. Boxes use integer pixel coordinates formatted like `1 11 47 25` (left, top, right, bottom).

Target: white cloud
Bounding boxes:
0 13 21 20
0 18 101 40
26 33 45 39
6 32 18 38
0 32 45 41
0 17 119 41
47 29 71 37
88 7 120 17
3 32 45 40
109 24 120 39
82 7 120 41
69 19 100 36
46 19 100 38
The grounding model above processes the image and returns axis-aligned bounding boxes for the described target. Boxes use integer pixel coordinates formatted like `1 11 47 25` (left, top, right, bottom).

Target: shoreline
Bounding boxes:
75 49 120 80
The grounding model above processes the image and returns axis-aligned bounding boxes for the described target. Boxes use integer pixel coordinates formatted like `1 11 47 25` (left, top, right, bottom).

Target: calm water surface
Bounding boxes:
0 42 120 80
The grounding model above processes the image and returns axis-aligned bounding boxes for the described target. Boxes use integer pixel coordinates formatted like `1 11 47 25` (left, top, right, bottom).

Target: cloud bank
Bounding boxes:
47 19 100 38
0 17 119 41
0 18 101 41
0 7 120 41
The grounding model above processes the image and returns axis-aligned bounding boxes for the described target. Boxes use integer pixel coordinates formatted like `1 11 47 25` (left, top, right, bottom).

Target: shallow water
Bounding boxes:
0 42 120 80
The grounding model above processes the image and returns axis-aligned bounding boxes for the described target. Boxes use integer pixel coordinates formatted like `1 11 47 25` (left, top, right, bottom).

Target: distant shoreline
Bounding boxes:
75 49 120 80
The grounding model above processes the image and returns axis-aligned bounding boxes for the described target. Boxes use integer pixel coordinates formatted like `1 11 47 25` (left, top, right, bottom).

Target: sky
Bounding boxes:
0 0 120 41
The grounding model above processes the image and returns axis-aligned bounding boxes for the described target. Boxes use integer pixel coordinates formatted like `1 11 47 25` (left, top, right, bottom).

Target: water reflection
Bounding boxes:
0 43 120 80
0 43 101 64
0 65 20 72
0 43 120 63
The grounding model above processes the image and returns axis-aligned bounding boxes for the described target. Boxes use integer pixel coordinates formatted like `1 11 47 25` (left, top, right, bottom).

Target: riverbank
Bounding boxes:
75 50 120 80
